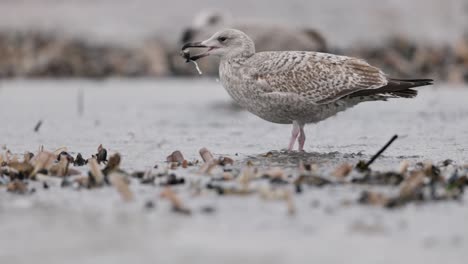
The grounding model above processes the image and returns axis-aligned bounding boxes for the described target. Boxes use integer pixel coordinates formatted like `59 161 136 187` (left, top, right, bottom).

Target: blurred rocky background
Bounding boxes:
0 0 467 82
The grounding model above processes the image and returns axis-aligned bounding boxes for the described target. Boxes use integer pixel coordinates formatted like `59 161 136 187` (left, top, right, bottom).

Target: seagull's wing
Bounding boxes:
247 51 388 104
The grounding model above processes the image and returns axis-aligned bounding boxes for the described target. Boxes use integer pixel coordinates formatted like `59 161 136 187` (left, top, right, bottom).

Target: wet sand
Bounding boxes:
0 78 467 263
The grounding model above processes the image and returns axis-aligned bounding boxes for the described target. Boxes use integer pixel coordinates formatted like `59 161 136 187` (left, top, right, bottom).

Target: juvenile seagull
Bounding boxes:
182 29 433 151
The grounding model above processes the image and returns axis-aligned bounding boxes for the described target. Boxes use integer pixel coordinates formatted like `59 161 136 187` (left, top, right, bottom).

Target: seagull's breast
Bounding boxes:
219 59 256 106
219 59 304 124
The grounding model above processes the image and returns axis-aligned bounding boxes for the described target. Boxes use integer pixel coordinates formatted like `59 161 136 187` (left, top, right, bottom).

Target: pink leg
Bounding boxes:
298 124 306 152
288 121 300 151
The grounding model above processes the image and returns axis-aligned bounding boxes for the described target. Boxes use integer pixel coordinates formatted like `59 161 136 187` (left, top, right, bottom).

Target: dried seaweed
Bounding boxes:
109 172 133 202
74 153 87 166
95 144 108 164
160 187 191 215
0 143 466 214
7 180 29 194
88 158 104 186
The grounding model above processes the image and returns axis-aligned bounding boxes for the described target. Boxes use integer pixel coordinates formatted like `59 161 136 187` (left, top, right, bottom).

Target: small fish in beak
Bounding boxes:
180 42 209 74
180 41 218 62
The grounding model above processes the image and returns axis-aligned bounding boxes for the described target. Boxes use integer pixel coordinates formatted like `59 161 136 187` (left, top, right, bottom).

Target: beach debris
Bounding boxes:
95 144 108 164
102 153 122 175
49 155 70 177
399 160 410 174
160 173 185 186
71 176 90 189
8 160 34 179
88 158 104 186
356 135 398 171
199 161 218 174
259 187 296 215
139 169 156 185
193 148 235 174
198 147 224 174
166 150 185 163
332 163 353 179
238 166 256 189
109 172 133 202
34 120 43 132
53 147 68 156
358 190 390 206
31 151 55 177
36 174 63 187
399 170 426 200
160 187 191 215
23 152 34 163
57 151 74 163
74 153 87 166
206 182 255 196
0 144 466 215
351 170 404 185
218 156 234 166
295 174 331 187
166 150 192 169
7 180 29 194
199 147 214 162
263 167 286 180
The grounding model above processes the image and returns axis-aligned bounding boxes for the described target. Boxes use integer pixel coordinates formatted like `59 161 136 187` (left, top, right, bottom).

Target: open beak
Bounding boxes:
180 42 218 62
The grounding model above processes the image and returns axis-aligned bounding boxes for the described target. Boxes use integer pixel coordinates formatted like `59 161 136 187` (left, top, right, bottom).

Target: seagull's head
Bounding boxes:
181 29 255 61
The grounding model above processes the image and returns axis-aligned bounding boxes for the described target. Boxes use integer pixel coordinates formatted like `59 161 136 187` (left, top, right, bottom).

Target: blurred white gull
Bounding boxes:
182 29 433 151
174 9 327 75
181 9 327 52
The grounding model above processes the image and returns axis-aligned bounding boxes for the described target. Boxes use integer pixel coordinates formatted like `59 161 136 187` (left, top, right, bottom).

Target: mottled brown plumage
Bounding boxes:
182 29 433 151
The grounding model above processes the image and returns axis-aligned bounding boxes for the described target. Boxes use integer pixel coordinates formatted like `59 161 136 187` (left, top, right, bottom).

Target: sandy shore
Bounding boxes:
0 78 467 264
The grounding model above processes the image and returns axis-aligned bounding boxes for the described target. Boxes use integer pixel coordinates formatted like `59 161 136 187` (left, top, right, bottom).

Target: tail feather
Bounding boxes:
350 78 433 99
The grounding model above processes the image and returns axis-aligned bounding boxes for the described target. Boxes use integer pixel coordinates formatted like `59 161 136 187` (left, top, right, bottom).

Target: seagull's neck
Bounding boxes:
221 52 254 66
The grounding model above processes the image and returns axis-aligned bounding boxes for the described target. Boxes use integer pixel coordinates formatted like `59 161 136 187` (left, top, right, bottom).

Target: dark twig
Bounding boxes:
358 135 398 171
34 120 43 132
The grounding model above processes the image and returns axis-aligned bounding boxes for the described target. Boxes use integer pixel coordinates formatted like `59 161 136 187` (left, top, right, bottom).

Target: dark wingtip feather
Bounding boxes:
391 88 418 98
389 78 434 87
349 78 433 99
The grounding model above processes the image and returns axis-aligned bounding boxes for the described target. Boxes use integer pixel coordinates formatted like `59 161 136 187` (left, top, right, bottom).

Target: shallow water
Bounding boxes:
0 79 467 264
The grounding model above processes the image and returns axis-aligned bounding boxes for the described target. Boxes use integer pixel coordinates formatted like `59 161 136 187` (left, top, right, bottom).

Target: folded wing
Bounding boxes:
249 51 388 104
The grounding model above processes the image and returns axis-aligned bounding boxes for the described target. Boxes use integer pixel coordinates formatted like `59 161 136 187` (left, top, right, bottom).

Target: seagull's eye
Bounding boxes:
218 36 227 43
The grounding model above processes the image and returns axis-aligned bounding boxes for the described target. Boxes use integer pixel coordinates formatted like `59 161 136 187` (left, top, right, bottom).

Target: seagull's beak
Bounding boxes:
181 41 218 61
181 41 206 50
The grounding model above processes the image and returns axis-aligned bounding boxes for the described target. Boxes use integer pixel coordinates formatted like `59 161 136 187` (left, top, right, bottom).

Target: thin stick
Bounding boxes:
364 135 398 168
34 120 43 132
